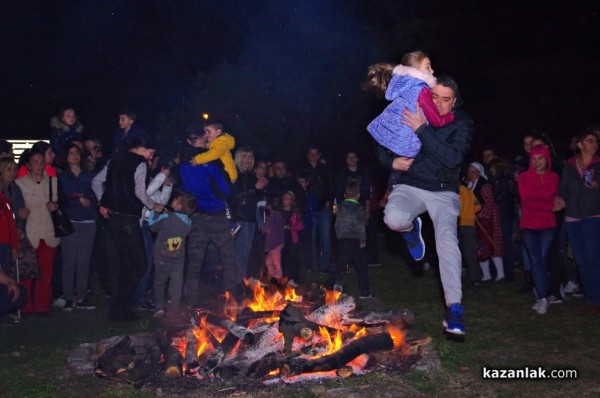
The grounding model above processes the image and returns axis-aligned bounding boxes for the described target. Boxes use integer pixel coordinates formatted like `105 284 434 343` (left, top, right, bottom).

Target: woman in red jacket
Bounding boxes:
518 145 564 315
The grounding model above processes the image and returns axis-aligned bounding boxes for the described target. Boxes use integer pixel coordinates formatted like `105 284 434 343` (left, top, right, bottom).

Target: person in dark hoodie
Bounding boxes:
376 74 472 336
518 144 563 315
557 127 600 309
326 181 372 299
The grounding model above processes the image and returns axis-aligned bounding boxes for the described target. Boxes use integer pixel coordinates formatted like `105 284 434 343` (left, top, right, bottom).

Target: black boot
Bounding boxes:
516 271 533 294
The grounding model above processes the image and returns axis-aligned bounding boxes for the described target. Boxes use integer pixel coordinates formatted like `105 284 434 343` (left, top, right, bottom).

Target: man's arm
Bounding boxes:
402 105 473 169
0 269 20 302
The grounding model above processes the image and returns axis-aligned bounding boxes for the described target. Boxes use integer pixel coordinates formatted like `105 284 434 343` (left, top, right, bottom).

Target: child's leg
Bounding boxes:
169 260 185 309
270 245 283 279
348 239 370 294
153 257 168 310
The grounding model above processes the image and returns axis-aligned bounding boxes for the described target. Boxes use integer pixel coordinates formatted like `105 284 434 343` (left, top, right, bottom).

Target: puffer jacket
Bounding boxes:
367 65 454 157
377 109 473 193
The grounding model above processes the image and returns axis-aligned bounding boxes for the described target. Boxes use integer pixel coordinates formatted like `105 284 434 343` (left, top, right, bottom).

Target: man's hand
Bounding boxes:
152 203 165 213
79 196 92 208
46 202 59 212
7 280 19 302
401 104 427 132
99 206 111 219
255 176 269 190
18 208 30 219
392 157 414 171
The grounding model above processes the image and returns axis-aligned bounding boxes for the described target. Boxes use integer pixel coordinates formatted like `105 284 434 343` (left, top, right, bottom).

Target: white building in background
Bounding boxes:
7 139 48 162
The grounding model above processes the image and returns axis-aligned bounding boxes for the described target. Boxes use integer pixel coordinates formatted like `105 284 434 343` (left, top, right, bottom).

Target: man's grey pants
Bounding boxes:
384 184 462 305
184 212 238 305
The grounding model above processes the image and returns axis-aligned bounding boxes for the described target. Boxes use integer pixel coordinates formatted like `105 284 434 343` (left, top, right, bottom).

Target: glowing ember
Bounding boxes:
324 289 342 305
386 324 405 349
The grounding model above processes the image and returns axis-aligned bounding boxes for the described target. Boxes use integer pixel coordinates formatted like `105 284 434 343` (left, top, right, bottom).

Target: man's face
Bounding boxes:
187 133 207 148
272 162 286 178
119 115 134 130
346 152 359 168
523 136 533 153
204 126 221 142
307 148 320 164
139 147 155 161
482 150 496 165
431 84 456 116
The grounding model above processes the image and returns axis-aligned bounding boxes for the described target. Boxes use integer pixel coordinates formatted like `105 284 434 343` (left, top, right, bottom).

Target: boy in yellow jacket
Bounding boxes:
191 121 238 182
458 184 482 285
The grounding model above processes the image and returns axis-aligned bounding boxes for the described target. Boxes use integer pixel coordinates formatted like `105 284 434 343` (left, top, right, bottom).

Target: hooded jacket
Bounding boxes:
191 133 238 182
559 154 600 220
518 145 560 230
367 65 455 157
50 116 83 157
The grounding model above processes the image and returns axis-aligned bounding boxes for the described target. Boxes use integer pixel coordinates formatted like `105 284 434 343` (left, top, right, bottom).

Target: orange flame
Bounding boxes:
319 327 343 355
324 289 342 305
386 324 405 349
349 324 367 339
193 316 211 358
284 286 299 301
244 278 284 312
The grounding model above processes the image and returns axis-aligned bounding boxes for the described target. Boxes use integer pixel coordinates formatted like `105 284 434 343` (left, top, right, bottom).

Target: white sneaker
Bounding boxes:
532 299 548 314
563 281 579 294
53 297 66 308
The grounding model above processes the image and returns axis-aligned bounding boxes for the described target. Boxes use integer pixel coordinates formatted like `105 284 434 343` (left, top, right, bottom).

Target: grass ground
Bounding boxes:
1 232 599 397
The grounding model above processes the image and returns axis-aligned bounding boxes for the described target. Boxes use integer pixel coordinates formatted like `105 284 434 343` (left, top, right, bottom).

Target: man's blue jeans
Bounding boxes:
521 228 555 300
311 207 332 271
234 221 256 284
565 218 600 305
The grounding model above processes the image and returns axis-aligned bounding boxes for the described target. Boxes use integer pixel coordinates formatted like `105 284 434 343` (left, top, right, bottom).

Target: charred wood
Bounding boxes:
281 333 394 376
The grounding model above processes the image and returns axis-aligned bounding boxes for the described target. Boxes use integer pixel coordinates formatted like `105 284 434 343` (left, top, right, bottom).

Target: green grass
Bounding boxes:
1 233 600 397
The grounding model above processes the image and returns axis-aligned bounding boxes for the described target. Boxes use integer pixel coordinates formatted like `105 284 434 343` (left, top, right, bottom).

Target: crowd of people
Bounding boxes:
0 70 598 337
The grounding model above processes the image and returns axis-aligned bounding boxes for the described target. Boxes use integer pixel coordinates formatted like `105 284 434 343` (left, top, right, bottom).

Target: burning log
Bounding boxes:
306 294 356 329
281 332 394 377
204 313 255 344
236 309 280 322
278 304 320 354
156 330 184 377
341 309 415 328
199 318 252 377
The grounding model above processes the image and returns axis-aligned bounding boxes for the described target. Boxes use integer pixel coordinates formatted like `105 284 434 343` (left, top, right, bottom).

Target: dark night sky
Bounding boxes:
2 0 599 164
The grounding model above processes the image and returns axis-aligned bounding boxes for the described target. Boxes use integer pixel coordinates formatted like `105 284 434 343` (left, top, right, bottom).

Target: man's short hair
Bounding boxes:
119 108 137 121
435 74 463 108
124 135 156 150
0 139 13 156
0 157 16 171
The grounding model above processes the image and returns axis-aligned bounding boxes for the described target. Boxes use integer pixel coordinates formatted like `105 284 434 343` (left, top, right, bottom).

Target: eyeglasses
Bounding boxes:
584 138 599 145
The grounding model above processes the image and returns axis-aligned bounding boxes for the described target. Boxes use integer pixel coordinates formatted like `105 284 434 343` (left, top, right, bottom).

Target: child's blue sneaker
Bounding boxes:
443 303 465 335
401 217 425 261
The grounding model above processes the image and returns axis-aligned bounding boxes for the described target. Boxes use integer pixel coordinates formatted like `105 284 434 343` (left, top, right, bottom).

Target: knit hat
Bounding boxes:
469 162 487 180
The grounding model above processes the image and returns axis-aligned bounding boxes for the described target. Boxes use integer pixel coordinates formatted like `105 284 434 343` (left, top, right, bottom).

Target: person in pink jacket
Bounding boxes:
518 144 564 315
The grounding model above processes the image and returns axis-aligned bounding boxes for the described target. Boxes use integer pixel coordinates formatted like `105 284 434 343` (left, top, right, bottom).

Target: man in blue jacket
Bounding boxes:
179 132 239 306
376 74 473 336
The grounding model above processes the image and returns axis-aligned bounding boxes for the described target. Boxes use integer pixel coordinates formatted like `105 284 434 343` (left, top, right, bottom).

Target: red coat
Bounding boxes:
0 192 19 250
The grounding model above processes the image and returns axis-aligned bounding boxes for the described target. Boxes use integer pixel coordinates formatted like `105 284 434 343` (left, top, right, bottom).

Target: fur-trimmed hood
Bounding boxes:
50 116 83 133
392 64 437 88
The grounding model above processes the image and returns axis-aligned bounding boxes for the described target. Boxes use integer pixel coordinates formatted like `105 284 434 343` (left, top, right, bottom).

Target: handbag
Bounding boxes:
16 232 40 280
49 176 75 237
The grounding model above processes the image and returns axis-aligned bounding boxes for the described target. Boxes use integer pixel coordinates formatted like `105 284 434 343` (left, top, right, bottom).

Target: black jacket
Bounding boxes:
377 110 473 193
